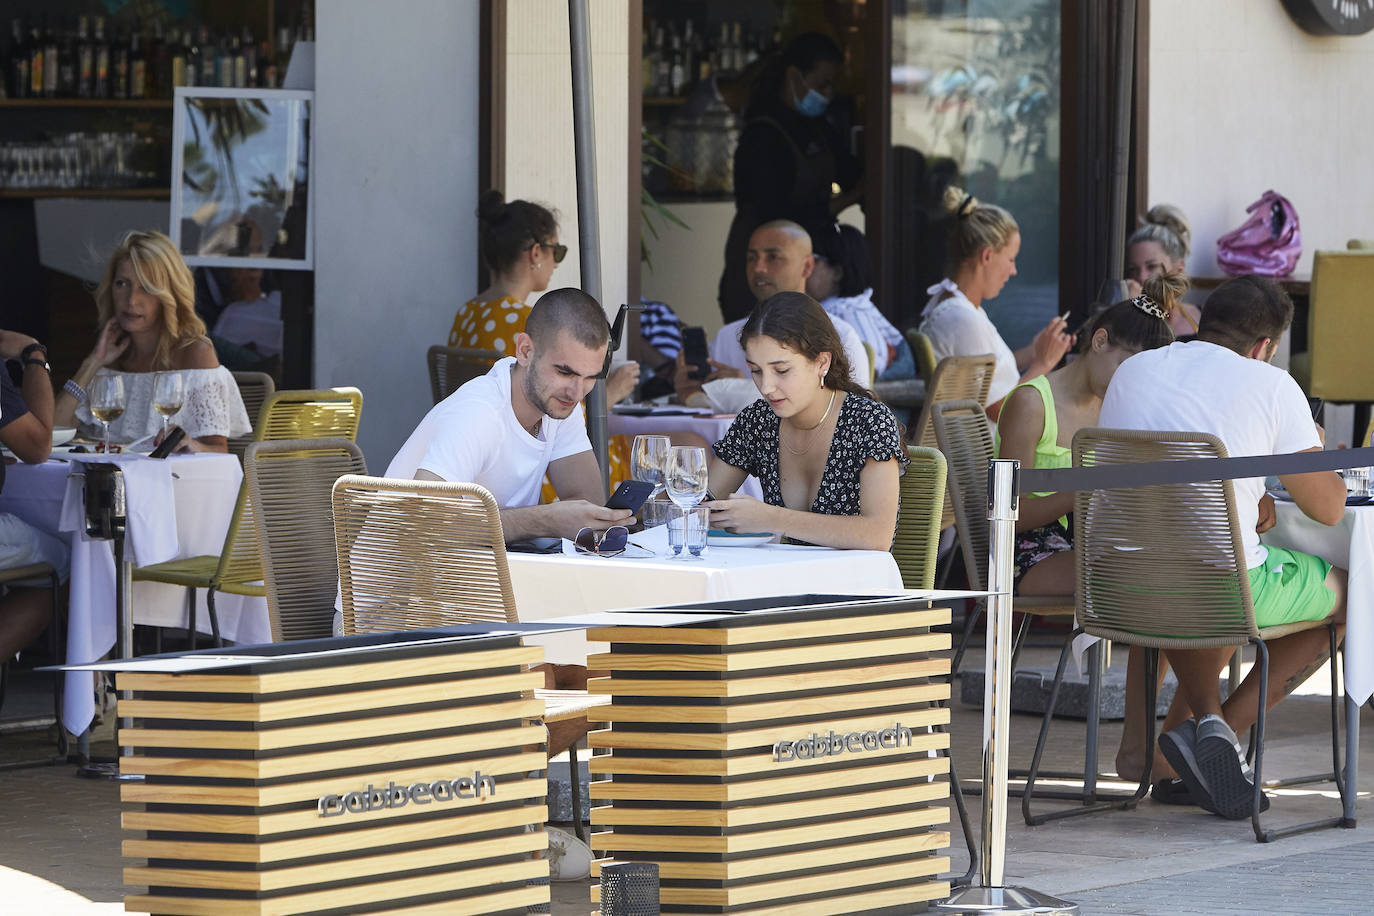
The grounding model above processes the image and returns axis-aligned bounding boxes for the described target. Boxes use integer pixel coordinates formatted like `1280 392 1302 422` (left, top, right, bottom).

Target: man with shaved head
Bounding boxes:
386 288 632 541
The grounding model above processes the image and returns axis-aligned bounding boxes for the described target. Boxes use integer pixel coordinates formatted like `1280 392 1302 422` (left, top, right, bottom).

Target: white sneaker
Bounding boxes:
544 825 592 881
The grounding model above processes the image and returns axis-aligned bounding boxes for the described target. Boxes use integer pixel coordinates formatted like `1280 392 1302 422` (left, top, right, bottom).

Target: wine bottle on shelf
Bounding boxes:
93 16 109 98
58 16 77 97
198 26 214 87
276 25 292 81
147 20 167 99
669 30 685 97
77 15 92 98
112 27 130 100
654 25 671 96
42 14 57 98
241 28 257 88
130 30 146 99
28 19 43 98
8 18 29 99
259 39 275 87
183 29 198 88
714 22 730 75
217 32 233 88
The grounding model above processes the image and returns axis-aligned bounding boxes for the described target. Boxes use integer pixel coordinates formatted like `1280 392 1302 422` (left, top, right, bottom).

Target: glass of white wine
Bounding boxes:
153 371 184 439
90 374 126 455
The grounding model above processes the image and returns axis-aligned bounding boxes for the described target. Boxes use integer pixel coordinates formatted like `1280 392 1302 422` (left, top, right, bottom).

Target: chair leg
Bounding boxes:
186 587 198 651
206 588 223 648
1007 612 1034 674
568 741 587 845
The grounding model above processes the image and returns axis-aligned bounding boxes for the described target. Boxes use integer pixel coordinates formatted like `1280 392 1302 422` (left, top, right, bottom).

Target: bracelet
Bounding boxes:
64 379 88 403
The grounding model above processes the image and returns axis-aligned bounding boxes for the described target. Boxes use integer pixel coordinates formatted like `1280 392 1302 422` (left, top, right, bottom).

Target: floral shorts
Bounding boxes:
1013 517 1072 595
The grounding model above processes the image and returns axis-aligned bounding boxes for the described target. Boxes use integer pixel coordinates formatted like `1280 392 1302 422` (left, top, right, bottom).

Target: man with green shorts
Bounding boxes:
1099 275 1348 820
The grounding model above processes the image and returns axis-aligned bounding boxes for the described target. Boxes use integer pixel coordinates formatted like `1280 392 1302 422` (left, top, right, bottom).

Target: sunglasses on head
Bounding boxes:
534 241 568 264
574 525 629 557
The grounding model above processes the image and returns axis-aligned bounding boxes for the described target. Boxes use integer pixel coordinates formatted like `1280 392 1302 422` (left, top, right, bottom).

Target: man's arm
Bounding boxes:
546 450 607 504
0 330 53 464
1278 446 1346 526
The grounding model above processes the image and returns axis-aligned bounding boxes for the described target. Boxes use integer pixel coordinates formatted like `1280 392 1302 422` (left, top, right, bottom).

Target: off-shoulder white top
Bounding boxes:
76 366 253 445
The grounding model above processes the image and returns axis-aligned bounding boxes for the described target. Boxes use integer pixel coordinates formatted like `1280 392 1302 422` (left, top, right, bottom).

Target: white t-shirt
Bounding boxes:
384 357 592 508
1099 340 1320 569
712 314 871 386
919 279 1020 407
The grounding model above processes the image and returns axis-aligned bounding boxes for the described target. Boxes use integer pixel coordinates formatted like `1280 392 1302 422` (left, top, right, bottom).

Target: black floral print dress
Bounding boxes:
712 394 909 546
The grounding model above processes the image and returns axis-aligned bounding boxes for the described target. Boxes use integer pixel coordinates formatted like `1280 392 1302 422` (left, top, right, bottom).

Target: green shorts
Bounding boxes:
1249 546 1336 628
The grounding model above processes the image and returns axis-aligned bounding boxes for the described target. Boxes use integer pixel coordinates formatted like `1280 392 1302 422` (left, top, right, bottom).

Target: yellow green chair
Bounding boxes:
1289 251 1374 444
890 446 947 589
906 328 938 386
255 388 363 442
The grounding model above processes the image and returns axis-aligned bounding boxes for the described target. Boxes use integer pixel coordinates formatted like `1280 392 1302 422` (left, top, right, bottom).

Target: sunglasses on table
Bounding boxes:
533 241 568 264
574 525 629 557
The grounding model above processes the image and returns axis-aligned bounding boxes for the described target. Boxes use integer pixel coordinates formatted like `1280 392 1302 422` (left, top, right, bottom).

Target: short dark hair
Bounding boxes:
525 287 609 352
476 188 557 274
1198 275 1293 355
811 222 873 298
746 32 844 118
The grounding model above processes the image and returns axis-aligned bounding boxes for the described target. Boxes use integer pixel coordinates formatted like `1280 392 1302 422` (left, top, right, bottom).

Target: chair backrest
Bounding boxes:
1347 239 1374 251
890 445 947 589
428 345 503 403
255 388 363 443
228 371 275 460
861 341 876 387
905 329 939 386
1308 251 1374 401
911 354 997 451
245 438 368 642
1072 427 1258 648
332 475 518 634
931 399 994 591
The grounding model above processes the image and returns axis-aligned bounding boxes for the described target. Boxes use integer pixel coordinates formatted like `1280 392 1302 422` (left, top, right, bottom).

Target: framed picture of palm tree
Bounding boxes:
170 87 314 270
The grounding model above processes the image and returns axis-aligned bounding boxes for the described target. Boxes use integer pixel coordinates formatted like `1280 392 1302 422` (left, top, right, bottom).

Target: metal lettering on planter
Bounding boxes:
317 771 497 817
772 723 912 763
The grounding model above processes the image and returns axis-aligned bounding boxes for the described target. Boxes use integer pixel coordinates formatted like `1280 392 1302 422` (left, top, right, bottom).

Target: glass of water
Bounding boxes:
1342 466 1370 498
667 506 710 559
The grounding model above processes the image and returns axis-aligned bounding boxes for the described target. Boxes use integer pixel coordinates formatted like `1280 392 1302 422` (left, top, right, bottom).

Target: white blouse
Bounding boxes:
76 366 253 445
918 279 1021 407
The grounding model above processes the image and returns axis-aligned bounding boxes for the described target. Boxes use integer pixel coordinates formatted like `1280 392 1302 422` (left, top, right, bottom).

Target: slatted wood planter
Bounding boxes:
113 632 551 915
586 595 953 915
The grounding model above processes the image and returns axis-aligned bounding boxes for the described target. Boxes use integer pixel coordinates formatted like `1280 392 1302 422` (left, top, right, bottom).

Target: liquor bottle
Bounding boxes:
147 20 167 98
730 22 743 73
276 25 292 81
694 20 710 83
112 27 130 100
681 20 695 87
259 39 275 87
183 29 198 88
28 19 43 97
42 14 57 98
654 25 671 96
231 34 245 88
58 16 77 97
9 19 29 99
198 26 214 87
77 15 92 97
715 22 730 74
242 28 257 88
669 30 685 96
217 32 233 87
93 16 109 98
130 30 146 99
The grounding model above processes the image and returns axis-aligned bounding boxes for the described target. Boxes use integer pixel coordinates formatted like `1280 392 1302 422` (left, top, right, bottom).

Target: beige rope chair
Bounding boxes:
256 388 363 443
890 446 947 590
331 474 606 841
911 354 997 537
227 371 275 460
1024 427 1349 841
0 563 65 764
427 345 502 404
244 439 367 642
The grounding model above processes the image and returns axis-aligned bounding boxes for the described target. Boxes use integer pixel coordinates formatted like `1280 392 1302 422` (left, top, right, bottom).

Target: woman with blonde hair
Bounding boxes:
1125 204 1201 337
918 186 1075 420
54 230 251 452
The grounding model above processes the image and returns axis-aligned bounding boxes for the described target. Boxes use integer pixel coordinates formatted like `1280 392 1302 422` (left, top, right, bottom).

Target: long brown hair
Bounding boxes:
738 291 876 400
94 230 208 370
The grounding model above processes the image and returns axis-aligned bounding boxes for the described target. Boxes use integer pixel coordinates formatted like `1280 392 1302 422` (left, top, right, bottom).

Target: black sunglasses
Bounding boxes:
598 302 646 379
534 241 568 264
574 525 629 557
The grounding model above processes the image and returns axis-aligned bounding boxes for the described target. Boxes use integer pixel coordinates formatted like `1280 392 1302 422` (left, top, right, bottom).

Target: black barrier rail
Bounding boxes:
1020 445 1374 494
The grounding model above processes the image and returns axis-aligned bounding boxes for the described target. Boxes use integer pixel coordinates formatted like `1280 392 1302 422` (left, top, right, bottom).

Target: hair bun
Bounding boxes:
476 188 507 223
942 185 978 217
1140 269 1187 318
1143 204 1191 255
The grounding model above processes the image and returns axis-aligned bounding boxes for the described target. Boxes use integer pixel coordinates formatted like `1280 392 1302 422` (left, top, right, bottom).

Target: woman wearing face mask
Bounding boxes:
918 186 1076 420
717 32 863 323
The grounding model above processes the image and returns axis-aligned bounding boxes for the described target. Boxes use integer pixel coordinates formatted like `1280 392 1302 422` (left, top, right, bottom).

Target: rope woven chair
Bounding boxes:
255 388 363 442
0 563 65 765
331 475 606 841
427 345 502 404
1023 427 1350 841
243 439 367 642
891 446 947 590
227 371 275 460
911 354 997 536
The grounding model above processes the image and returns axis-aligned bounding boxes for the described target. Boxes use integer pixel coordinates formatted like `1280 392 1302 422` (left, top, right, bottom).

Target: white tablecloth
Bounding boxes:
1263 501 1374 704
609 411 763 500
0 452 270 736
509 524 905 663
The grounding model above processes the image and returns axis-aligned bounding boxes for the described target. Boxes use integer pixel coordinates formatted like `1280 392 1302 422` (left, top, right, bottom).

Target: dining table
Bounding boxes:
0 450 268 737
610 407 764 499
1261 496 1371 822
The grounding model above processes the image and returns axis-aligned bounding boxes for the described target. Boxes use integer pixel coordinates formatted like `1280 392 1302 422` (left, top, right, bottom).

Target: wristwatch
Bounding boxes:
19 341 49 371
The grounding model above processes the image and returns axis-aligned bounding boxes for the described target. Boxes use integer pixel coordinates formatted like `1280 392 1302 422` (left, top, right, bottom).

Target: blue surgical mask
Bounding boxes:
795 86 829 118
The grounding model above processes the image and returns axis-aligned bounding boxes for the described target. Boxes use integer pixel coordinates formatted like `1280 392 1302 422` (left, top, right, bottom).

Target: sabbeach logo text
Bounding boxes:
317 771 496 817
772 722 912 762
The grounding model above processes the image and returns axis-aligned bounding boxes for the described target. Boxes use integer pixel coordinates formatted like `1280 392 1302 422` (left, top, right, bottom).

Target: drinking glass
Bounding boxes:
152 372 184 438
665 445 708 509
667 506 710 560
631 434 670 498
90 375 126 454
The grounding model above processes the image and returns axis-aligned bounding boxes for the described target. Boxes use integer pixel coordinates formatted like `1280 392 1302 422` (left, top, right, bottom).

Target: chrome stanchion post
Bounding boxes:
937 460 1079 915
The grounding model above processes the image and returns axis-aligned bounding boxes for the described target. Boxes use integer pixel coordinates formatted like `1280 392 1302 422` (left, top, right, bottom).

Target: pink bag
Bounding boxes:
1216 190 1302 276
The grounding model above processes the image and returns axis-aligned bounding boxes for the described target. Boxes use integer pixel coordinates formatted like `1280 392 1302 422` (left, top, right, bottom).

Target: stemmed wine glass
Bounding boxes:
666 446 709 559
90 375 126 454
630 435 670 498
152 372 184 439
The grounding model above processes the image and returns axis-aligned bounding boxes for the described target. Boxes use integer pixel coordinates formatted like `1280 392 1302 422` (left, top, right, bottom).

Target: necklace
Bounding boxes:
781 389 837 456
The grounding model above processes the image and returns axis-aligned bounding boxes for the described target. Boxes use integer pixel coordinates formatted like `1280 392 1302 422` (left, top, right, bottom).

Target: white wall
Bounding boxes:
35 200 169 283
313 0 480 467
500 0 629 323
1148 0 1374 278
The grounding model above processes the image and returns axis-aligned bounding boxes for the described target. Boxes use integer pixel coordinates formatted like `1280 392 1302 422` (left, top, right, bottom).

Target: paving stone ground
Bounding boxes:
2 646 1372 914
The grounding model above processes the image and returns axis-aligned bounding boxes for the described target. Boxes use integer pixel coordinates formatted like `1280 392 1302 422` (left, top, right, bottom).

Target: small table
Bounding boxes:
508 525 905 664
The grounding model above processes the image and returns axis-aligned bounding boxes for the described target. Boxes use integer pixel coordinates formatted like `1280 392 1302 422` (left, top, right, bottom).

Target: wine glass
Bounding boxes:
665 446 708 509
152 371 184 438
630 435 670 498
90 375 126 455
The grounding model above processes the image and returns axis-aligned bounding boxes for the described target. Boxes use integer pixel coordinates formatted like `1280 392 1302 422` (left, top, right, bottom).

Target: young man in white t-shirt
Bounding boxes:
1099 275 1348 820
386 288 633 541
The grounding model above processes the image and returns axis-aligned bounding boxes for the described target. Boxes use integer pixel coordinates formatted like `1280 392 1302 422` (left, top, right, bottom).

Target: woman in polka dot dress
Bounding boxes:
455 191 654 497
